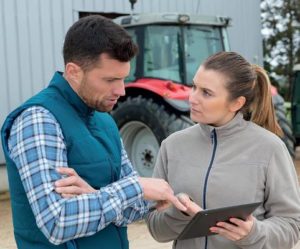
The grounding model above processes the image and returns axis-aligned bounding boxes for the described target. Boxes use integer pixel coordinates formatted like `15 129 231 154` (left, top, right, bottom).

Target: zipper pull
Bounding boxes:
210 129 215 144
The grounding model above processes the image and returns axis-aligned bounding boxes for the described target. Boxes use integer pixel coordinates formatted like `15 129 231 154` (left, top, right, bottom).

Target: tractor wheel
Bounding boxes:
273 94 295 158
111 96 194 177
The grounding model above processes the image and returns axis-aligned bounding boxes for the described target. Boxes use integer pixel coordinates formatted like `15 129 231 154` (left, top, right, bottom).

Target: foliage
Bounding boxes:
261 0 300 99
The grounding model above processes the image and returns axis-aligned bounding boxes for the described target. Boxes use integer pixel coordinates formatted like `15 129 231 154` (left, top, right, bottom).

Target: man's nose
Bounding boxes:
114 81 126 96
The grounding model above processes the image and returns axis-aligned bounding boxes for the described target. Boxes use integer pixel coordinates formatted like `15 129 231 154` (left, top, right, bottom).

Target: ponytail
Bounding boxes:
250 65 283 137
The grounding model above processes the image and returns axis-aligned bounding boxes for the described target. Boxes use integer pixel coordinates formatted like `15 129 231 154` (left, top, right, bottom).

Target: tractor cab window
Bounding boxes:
143 24 224 85
144 25 182 83
125 24 224 85
125 28 138 82
184 25 224 84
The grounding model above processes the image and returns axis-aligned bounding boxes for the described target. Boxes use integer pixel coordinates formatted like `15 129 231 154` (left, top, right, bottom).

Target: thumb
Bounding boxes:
169 195 187 212
177 193 191 206
177 193 202 215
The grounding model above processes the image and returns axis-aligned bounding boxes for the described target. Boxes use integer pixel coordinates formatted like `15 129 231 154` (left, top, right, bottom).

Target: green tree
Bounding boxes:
261 0 300 99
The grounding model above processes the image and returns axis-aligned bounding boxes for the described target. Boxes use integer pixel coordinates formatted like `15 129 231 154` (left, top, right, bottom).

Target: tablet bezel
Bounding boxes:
177 201 262 240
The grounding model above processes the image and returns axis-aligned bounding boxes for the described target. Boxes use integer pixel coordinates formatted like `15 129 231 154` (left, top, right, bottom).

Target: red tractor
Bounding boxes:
112 13 294 176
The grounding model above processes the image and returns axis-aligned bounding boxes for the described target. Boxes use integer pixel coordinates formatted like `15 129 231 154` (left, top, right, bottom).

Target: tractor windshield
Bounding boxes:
183 25 224 84
126 24 224 85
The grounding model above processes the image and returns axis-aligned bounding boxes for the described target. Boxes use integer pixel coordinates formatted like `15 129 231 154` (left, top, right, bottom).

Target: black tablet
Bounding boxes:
177 201 261 240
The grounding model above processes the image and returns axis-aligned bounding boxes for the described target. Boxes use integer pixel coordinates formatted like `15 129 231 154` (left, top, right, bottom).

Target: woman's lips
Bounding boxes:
191 107 201 114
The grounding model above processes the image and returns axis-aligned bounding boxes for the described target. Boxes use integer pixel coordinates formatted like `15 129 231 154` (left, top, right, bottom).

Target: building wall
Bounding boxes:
0 0 262 163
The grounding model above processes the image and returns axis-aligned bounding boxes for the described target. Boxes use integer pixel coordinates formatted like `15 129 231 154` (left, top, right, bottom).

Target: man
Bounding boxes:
1 15 185 249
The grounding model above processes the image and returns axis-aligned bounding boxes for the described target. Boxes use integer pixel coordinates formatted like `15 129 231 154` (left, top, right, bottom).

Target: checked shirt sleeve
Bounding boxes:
8 106 146 245
114 142 150 227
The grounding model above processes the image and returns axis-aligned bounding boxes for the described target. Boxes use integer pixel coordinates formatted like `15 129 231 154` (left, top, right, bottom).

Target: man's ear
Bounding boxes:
230 96 246 112
64 62 83 86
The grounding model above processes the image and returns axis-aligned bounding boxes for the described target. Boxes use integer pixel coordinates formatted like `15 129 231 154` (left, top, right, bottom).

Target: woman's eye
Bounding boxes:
203 89 211 97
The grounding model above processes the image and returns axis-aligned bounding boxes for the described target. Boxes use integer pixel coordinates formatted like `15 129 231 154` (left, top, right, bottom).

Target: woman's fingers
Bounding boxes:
210 215 254 241
177 193 202 216
210 225 241 241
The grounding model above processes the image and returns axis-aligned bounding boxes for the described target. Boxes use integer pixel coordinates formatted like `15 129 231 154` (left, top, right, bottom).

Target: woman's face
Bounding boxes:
189 66 241 126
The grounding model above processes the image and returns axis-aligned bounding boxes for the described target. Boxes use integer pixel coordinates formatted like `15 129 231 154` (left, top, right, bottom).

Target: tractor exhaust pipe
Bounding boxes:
129 0 137 16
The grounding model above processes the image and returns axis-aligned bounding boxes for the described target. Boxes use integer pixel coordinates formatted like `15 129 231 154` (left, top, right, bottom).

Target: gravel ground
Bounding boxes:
1 148 300 249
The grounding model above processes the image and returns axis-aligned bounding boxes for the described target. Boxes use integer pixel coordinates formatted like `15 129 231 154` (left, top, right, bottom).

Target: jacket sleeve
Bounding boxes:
236 141 300 249
145 140 192 242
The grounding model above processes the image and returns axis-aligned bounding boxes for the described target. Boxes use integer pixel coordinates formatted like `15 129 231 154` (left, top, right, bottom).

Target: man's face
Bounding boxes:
75 53 130 112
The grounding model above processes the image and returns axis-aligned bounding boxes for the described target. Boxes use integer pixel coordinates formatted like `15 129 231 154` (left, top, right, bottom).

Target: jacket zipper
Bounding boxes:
202 129 217 249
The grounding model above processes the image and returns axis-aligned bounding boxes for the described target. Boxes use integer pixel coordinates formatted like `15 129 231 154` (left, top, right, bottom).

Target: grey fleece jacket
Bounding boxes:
146 113 300 249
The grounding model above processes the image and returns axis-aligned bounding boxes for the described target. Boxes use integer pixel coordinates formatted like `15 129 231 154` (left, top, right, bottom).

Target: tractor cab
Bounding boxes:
114 13 230 86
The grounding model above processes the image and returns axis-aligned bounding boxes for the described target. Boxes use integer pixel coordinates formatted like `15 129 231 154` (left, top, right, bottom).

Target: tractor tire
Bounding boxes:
272 94 295 158
111 96 194 177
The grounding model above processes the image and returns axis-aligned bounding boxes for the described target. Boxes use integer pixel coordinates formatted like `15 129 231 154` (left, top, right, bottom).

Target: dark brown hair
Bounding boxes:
63 15 138 71
203 51 282 137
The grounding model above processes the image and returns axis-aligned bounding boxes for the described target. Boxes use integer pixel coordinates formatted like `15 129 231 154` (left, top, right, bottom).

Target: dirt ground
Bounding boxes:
1 148 300 249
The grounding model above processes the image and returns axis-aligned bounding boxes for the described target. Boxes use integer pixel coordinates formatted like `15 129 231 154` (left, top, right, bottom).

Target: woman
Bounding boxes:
145 51 300 249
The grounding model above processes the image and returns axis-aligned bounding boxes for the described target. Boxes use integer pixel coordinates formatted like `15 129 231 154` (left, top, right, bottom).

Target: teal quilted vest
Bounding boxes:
1 72 128 249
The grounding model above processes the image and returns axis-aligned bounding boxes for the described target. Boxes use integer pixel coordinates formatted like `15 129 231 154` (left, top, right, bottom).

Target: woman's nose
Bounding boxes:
189 91 199 105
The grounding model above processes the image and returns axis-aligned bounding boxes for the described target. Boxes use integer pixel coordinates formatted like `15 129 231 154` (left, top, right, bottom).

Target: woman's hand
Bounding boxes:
176 193 202 216
209 215 255 241
55 167 96 198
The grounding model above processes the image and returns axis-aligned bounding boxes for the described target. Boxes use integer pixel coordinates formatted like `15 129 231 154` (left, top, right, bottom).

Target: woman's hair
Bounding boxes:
63 15 138 71
203 51 283 137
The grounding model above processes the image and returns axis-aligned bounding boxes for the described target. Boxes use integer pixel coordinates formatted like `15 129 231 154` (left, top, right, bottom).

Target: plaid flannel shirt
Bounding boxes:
8 106 149 245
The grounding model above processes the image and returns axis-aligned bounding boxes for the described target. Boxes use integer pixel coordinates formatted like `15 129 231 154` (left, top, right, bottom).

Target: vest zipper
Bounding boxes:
115 226 124 249
66 240 77 249
202 129 217 249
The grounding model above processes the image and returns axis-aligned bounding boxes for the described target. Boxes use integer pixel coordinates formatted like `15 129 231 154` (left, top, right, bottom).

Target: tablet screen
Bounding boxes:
177 201 261 240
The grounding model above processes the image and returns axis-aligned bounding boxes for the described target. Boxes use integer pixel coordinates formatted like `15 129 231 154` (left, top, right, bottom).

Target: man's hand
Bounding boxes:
55 167 96 198
137 177 187 212
55 168 186 213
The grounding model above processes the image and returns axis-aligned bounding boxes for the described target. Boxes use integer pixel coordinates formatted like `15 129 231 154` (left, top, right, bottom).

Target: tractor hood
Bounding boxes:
125 78 191 112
